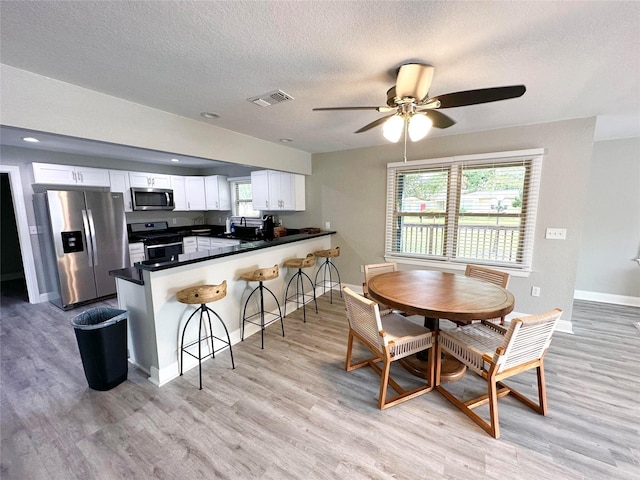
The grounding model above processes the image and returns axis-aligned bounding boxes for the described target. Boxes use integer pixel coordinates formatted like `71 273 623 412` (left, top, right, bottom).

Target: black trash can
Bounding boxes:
72 307 128 391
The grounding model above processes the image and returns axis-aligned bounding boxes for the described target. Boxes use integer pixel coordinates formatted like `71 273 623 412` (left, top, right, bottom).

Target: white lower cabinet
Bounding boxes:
196 237 241 251
182 236 197 254
128 242 145 266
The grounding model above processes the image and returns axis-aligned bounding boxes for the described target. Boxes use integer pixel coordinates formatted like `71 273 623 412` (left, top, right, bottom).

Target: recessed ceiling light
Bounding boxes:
200 112 221 119
170 158 180 162
22 137 40 143
279 138 293 143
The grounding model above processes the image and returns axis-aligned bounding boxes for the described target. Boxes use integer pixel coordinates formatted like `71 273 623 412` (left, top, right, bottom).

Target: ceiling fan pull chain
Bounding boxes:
403 117 408 163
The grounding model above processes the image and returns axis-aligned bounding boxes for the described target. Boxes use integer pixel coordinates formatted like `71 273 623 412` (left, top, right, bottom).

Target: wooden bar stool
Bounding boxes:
240 265 284 349
283 253 318 322
313 246 342 304
177 281 234 390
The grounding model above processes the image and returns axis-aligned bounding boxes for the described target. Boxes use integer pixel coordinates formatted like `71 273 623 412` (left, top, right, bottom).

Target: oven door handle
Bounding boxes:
147 241 183 248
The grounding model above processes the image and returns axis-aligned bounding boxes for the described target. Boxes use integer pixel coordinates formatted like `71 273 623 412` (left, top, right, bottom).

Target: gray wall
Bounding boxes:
1 65 312 174
575 138 640 298
289 118 597 322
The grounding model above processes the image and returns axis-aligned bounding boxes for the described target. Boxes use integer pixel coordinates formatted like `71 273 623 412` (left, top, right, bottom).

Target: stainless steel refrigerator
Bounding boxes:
35 190 130 310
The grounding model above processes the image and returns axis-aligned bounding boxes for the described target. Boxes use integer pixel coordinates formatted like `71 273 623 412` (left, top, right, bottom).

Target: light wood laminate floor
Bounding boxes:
1 285 639 479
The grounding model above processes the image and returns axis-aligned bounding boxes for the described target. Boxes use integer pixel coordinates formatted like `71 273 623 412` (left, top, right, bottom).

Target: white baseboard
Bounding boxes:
574 290 640 307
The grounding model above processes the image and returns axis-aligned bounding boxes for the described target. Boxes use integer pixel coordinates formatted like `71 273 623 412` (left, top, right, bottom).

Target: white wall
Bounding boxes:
1 64 312 174
289 118 597 323
575 137 640 304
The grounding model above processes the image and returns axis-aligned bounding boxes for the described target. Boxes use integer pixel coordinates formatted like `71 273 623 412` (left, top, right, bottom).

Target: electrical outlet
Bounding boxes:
545 228 566 240
29 225 38 235
172 218 177 225
531 286 541 297
325 221 331 229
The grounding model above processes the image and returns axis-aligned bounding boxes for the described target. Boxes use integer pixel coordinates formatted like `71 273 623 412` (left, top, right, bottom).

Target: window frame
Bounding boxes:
384 148 544 275
228 176 261 219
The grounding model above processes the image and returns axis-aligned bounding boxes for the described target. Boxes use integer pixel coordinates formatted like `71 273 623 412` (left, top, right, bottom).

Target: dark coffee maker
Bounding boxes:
262 215 275 239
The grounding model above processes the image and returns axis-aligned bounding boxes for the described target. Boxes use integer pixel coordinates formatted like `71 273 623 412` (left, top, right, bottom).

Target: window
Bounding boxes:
385 149 543 270
229 177 260 218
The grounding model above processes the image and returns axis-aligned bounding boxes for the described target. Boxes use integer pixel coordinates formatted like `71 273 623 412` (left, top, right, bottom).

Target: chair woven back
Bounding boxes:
465 264 510 288
363 262 397 297
343 286 385 352
495 308 561 372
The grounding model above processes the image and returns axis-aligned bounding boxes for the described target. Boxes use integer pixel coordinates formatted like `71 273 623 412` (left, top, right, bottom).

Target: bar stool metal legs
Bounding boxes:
313 247 342 304
240 265 284 349
283 253 318 323
177 281 234 390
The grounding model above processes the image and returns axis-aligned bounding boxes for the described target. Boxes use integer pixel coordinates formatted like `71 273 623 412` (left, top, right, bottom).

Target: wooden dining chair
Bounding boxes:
343 286 436 409
435 308 562 438
465 264 511 324
362 262 398 315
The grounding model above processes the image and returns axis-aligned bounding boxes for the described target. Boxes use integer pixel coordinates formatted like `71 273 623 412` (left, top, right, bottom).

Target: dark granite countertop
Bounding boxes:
110 230 336 284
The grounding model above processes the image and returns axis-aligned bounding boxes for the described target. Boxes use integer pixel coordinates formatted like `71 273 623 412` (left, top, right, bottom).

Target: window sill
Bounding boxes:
384 254 532 278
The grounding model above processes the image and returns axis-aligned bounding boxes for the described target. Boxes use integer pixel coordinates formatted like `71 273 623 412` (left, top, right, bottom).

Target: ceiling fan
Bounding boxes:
313 63 526 155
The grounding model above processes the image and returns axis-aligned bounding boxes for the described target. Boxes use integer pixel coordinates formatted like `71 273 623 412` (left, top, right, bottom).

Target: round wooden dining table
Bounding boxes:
367 269 515 381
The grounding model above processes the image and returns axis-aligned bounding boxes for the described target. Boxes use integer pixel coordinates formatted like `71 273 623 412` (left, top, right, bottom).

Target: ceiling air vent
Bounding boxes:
247 89 294 107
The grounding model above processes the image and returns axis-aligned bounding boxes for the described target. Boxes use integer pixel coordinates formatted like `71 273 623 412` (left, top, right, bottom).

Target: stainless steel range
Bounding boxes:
128 222 183 261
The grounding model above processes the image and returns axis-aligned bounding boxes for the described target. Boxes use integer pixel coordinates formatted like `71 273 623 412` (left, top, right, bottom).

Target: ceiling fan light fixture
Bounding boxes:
383 115 404 143
408 113 433 142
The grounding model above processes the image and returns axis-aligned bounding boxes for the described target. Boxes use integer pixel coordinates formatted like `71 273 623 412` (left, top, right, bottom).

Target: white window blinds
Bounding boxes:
385 149 543 270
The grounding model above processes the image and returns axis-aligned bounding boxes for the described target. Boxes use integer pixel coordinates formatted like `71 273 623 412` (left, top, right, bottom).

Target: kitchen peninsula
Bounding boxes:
110 230 335 386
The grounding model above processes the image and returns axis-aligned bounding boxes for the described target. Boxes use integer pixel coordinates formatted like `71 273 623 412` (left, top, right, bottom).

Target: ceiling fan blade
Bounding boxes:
433 85 526 109
354 114 395 134
395 63 434 101
313 106 386 111
419 109 456 129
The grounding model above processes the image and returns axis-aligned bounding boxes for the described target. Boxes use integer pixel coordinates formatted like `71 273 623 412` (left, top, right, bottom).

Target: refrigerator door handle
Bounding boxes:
81 209 95 267
86 209 99 266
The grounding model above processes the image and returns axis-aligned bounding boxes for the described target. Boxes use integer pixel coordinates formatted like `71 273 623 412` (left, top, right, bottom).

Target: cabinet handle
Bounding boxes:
79 172 83 183
72 171 77 182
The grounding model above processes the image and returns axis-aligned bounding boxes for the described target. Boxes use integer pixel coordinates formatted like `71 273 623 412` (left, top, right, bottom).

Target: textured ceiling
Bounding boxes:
1 0 639 157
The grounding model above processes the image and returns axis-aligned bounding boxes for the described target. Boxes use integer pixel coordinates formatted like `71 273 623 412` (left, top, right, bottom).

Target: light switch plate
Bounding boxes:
545 228 566 240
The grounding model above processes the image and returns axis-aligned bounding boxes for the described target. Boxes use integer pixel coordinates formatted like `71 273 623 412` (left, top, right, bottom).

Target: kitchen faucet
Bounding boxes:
240 217 247 227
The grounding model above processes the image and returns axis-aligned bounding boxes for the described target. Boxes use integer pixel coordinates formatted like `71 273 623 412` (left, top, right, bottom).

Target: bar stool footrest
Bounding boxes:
243 310 283 328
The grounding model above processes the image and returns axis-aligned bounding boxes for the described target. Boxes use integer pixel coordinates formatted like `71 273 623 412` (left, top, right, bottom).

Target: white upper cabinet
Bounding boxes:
171 176 207 211
185 177 207 210
109 170 133 212
251 170 305 211
170 176 187 211
277 172 305 210
251 170 270 210
128 171 171 189
204 175 231 210
32 162 110 187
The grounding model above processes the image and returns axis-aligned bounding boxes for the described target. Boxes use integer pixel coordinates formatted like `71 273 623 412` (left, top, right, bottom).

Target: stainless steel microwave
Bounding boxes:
130 187 175 211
